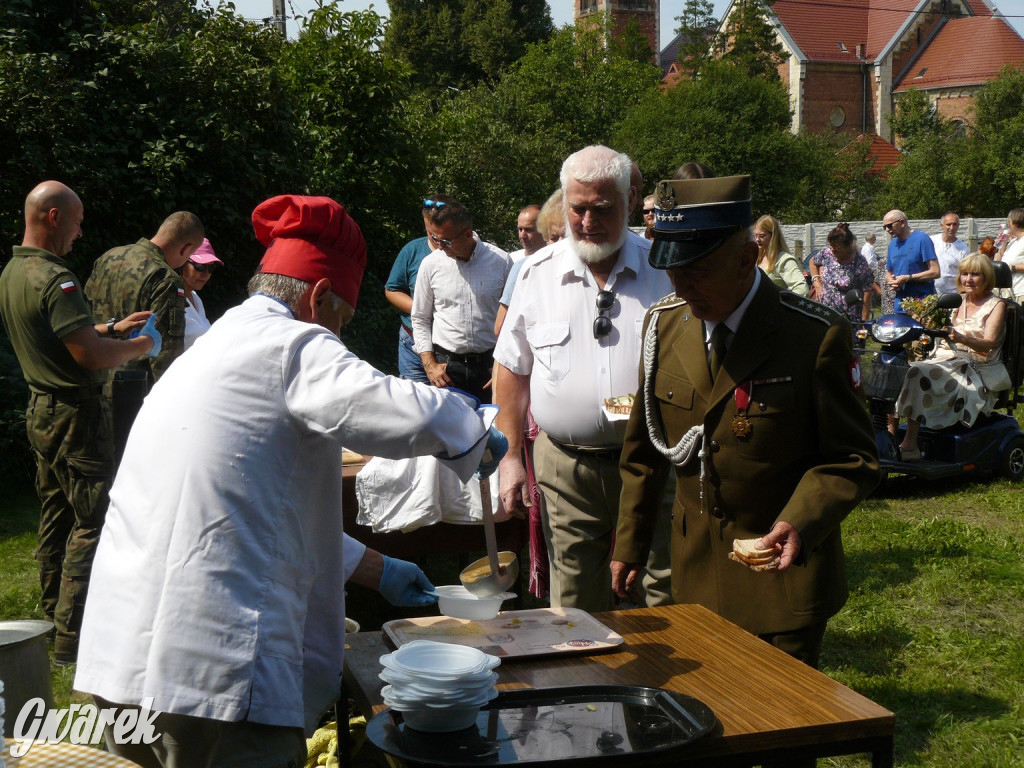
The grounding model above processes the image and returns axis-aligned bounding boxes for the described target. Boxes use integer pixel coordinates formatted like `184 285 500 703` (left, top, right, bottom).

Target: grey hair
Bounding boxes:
560 145 632 202
247 272 310 315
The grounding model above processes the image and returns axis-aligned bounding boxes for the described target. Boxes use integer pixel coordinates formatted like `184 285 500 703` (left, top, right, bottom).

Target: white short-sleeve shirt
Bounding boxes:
494 233 672 447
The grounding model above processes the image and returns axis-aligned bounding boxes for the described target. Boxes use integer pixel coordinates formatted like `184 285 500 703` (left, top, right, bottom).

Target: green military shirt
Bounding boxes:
86 237 185 384
0 246 103 392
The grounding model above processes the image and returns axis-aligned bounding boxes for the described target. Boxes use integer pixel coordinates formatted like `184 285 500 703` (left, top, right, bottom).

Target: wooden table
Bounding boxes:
342 461 528 562
343 603 894 767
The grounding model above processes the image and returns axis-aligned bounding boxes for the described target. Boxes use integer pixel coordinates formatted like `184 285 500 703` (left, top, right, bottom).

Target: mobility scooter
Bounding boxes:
854 261 1024 485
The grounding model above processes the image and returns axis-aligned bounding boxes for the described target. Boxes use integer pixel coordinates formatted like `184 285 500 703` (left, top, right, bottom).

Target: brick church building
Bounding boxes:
576 0 1024 144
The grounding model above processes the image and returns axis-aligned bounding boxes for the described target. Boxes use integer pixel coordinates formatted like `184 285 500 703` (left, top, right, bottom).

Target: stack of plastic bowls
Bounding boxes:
379 640 500 732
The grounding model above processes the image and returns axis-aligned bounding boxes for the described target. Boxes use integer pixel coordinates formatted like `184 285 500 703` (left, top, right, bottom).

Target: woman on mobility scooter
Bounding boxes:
896 253 1011 460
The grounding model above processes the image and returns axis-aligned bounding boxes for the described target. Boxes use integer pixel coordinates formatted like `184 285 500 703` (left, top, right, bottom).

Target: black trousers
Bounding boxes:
434 345 494 403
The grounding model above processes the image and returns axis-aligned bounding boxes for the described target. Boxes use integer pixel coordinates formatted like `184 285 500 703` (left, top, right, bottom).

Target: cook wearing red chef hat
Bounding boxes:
252 194 368 333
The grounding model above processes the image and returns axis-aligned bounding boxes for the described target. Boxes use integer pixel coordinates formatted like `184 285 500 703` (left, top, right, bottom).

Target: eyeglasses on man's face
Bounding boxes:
430 228 469 249
593 290 615 339
883 219 904 231
189 260 216 273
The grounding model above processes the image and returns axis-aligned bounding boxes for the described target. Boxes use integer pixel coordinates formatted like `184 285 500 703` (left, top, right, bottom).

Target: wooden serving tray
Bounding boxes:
382 608 624 659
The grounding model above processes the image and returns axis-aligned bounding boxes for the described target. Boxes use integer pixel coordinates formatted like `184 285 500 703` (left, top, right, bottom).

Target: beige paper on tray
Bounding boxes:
382 607 624 659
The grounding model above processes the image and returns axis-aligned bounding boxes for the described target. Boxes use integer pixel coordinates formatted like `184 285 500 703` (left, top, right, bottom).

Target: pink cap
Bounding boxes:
191 238 223 266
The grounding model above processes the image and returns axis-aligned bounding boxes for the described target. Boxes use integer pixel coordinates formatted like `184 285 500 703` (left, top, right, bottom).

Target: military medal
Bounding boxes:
732 381 752 437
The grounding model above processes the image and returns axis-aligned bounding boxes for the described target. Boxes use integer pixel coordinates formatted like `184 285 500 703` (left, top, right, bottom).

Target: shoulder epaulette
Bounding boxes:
779 292 842 325
650 292 686 311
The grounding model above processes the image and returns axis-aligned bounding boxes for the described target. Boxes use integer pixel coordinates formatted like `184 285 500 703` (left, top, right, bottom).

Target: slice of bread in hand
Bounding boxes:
728 551 780 572
729 537 780 571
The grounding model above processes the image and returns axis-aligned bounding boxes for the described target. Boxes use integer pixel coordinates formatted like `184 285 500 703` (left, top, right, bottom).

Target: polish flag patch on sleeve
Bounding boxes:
177 288 185 297
60 280 77 293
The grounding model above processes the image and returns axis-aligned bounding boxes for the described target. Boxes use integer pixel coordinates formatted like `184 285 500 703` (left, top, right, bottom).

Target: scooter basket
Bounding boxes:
858 350 909 400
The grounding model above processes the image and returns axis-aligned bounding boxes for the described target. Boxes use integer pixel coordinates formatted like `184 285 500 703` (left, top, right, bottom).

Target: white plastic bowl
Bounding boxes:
384 640 497 678
382 683 498 709
434 585 515 620
400 705 481 733
379 668 499 694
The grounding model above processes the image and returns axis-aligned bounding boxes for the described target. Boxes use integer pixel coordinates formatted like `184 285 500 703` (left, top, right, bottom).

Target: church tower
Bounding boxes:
574 0 661 65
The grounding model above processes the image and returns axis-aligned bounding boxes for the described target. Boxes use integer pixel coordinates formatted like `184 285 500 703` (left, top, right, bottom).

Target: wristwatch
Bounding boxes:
107 317 118 336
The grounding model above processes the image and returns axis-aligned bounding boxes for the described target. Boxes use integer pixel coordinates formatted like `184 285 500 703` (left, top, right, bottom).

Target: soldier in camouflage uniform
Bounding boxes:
86 210 203 387
86 211 202 458
0 181 159 664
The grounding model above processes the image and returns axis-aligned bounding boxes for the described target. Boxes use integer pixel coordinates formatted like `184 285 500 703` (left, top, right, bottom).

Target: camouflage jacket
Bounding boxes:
86 238 185 384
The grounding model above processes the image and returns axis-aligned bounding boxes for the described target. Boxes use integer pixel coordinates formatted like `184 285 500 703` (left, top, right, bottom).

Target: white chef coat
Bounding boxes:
930 234 969 295
411 237 511 355
494 233 672 447
75 295 490 733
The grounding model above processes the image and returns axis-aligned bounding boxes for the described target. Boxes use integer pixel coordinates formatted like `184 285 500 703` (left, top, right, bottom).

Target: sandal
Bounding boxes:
899 446 922 461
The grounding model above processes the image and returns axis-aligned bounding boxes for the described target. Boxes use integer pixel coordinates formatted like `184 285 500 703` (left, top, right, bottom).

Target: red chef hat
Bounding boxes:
252 195 367 309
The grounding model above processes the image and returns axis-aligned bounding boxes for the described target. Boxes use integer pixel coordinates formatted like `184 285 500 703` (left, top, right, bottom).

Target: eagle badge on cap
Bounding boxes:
655 181 677 211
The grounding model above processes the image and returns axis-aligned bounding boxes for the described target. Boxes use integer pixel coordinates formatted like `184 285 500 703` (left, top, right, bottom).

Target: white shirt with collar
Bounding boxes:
860 241 878 270
411 234 511 355
495 232 672 447
704 269 762 358
930 234 969 294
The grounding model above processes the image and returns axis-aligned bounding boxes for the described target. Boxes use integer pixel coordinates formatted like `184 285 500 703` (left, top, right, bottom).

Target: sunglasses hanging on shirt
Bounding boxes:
593 290 615 339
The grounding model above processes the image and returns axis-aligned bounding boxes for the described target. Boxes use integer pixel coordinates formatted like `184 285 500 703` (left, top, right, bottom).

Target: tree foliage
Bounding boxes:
614 60 799 215
722 0 788 81
880 89 978 218
674 0 719 78
383 0 553 92
420 20 662 246
970 66 1024 214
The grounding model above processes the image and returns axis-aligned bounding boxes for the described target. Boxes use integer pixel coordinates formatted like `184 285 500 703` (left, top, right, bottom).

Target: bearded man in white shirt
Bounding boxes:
494 145 673 614
412 197 511 402
74 195 505 768
930 211 969 295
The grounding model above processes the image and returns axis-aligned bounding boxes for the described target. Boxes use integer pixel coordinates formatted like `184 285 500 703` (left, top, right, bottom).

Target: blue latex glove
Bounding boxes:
129 315 162 358
476 424 508 479
379 556 437 606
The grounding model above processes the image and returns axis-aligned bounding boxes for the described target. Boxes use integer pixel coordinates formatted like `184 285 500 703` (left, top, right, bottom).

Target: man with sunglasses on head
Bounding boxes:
494 145 672 614
411 197 511 402
881 209 938 312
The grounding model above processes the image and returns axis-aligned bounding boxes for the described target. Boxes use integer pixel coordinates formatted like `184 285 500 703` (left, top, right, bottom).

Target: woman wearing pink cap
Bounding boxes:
182 237 223 349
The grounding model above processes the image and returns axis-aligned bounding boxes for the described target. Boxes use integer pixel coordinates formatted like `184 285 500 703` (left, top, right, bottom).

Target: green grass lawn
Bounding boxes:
2 470 1022 766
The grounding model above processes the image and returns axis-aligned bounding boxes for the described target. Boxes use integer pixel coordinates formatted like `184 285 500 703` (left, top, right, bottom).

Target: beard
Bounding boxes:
567 217 628 264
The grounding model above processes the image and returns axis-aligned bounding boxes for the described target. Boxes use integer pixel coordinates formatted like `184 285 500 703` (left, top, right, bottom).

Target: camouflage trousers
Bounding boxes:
26 390 113 661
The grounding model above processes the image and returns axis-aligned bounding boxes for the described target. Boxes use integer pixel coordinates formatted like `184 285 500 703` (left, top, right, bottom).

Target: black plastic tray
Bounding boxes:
366 685 716 766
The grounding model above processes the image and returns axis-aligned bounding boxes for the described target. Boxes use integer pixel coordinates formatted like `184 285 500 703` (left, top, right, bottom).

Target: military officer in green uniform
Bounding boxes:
611 176 879 668
0 181 159 664
86 210 204 385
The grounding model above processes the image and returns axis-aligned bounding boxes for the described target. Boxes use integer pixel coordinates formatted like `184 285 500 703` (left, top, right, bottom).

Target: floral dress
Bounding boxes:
896 295 1008 429
812 247 875 325
872 256 894 315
